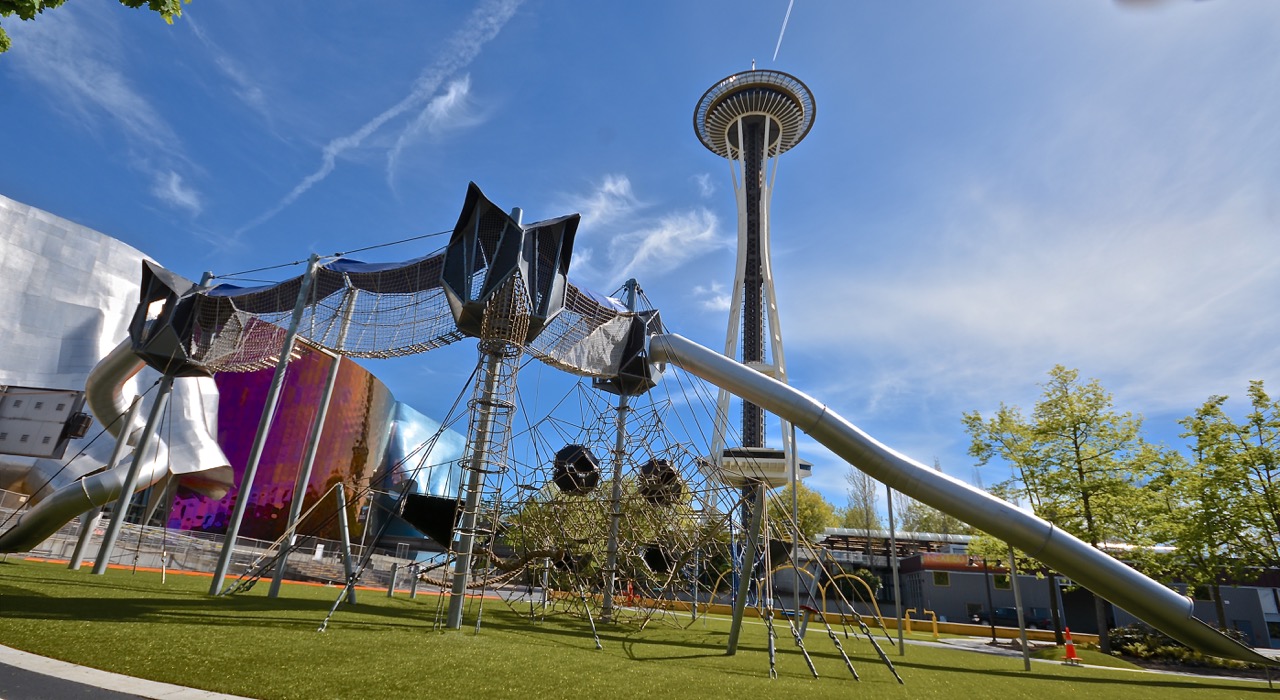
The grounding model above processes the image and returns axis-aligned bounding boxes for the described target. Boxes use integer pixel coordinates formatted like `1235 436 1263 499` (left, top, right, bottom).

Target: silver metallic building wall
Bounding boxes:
0 194 151 497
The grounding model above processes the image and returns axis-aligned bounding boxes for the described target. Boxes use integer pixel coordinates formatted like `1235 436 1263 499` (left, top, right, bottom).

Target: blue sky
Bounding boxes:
3 1 1279 514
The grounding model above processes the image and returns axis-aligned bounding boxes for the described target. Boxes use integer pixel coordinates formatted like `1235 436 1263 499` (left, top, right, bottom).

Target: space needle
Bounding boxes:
693 69 815 489
694 68 815 654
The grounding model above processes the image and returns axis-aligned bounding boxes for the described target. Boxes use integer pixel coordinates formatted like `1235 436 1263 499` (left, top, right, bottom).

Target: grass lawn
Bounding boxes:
0 558 1265 699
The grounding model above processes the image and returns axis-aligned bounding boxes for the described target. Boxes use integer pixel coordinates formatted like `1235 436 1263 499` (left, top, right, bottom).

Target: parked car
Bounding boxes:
972 607 1054 629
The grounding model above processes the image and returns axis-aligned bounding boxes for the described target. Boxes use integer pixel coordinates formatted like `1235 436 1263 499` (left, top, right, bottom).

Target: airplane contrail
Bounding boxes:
772 0 795 62
235 0 523 237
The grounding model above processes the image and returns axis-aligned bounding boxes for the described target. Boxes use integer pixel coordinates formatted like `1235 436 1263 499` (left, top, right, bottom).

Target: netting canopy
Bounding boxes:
128 183 663 388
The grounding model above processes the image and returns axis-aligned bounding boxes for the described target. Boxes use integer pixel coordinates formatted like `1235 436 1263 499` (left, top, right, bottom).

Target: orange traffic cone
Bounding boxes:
1063 627 1081 665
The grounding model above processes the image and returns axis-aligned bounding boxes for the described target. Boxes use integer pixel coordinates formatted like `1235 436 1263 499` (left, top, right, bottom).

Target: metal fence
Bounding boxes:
0 488 414 589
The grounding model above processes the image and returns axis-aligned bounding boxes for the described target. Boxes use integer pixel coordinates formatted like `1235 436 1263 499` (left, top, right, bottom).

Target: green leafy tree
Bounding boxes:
1144 395 1251 630
963 365 1161 652
765 481 837 541
0 1 188 54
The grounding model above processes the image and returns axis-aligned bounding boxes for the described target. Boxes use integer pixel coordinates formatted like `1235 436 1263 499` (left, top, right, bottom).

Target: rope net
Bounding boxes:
186 250 645 381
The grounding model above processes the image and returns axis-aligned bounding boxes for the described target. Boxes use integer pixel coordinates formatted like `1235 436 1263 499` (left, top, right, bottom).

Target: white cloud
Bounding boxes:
563 174 640 228
7 4 200 216
611 209 723 283
186 15 270 121
152 171 202 215
693 173 714 198
238 0 523 235
387 75 487 184
692 281 730 312
561 176 729 288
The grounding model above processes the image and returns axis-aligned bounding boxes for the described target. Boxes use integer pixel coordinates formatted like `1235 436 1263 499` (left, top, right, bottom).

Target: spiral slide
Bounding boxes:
0 340 232 553
649 333 1274 665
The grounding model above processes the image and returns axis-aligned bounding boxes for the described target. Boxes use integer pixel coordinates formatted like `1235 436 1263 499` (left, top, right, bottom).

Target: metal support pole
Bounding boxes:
68 508 102 571
270 290 356 597
334 482 357 605
410 566 420 599
210 254 320 595
983 558 997 642
726 482 767 655
387 563 398 597
600 278 637 623
888 486 903 654
94 379 174 575
790 423 801 613
446 351 503 629
72 396 142 571
1009 544 1031 671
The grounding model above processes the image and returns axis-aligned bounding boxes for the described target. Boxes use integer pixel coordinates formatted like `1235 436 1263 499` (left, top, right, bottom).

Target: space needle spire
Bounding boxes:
693 69 815 486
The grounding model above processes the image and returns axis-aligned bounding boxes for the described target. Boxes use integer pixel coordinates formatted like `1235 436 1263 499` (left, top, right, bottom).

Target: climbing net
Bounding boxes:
187 250 642 382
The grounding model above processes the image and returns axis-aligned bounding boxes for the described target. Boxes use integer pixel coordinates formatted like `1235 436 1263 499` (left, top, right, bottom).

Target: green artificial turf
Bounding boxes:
0 558 1265 699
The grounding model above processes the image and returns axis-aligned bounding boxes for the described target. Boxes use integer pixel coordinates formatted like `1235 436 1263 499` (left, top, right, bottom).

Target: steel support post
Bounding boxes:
72 396 142 571
446 351 503 628
67 507 102 571
600 278 637 623
335 482 356 604
888 487 904 654
270 290 356 597
1009 544 1031 671
94 378 174 575
726 481 767 655
210 254 320 595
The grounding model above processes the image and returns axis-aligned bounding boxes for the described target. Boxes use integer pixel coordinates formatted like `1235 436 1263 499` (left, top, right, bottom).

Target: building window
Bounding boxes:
19 434 29 443
56 403 66 411
12 400 21 408
34 401 43 410
41 436 51 444
933 571 950 587
0 433 6 440
994 574 1011 590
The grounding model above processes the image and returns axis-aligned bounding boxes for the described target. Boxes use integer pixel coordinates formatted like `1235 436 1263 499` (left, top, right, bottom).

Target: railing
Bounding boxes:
0 488 415 587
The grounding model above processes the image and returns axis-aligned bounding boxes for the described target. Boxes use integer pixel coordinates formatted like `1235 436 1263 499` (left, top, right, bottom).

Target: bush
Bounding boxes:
1107 623 1256 670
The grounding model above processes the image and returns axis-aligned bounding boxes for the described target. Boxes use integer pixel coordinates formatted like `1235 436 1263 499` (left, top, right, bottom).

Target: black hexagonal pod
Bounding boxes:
638 458 683 506
642 543 675 574
552 444 601 495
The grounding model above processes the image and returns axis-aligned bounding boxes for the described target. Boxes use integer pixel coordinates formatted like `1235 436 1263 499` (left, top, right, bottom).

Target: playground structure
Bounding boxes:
0 68 1274 681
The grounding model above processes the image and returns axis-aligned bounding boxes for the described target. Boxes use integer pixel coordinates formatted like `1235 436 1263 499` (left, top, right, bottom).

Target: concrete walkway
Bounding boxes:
0 645 254 700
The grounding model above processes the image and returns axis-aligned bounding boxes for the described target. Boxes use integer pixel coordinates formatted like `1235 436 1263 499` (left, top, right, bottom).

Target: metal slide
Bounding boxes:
648 333 1274 665
0 340 232 553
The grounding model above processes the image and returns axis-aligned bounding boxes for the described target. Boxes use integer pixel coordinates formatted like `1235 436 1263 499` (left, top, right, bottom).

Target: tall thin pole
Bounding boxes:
790 423 800 613
446 352 502 628
94 380 173 575
726 482 766 655
600 279 637 623
335 482 356 604
210 254 320 595
269 289 356 598
71 396 142 571
887 486 903 655
983 558 997 642
1009 544 1031 671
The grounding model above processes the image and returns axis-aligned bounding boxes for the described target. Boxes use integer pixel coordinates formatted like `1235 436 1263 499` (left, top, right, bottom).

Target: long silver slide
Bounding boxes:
649 333 1272 665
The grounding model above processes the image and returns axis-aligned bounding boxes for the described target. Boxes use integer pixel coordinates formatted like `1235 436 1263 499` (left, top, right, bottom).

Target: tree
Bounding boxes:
0 1 188 54
839 469 881 555
963 365 1161 653
1144 395 1251 630
765 481 837 541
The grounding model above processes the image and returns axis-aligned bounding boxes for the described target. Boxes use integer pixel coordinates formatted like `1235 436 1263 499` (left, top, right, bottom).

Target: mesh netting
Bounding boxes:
188 250 646 379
